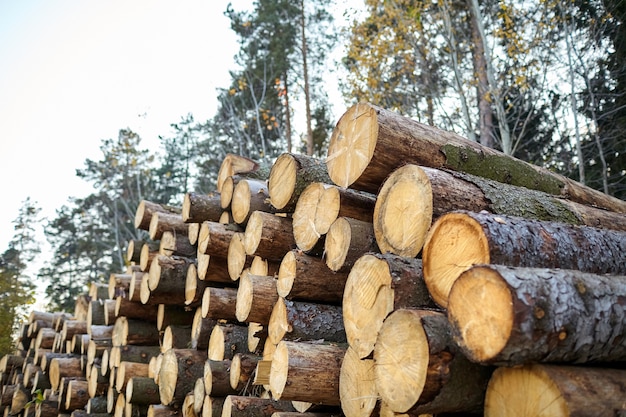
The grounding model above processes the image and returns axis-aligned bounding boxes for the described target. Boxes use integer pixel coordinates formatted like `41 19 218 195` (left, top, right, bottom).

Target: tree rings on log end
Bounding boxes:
422 212 490 308
268 153 298 210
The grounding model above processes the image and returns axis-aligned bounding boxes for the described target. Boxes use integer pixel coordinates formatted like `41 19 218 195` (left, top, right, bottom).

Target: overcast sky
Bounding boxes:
0 0 357 257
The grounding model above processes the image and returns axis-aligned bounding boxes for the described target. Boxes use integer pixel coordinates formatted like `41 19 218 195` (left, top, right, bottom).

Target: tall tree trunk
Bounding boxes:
300 0 314 156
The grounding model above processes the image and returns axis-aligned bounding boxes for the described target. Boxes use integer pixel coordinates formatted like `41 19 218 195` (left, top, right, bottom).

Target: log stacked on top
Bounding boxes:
2 102 626 417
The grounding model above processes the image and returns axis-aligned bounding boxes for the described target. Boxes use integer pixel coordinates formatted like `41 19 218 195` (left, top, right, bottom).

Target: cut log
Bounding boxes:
325 217 378 272
157 304 195 331
326 101 626 213
216 154 261 193
162 325 192 351
373 309 492 415
277 250 348 305
148 255 196 303
108 273 134 299
235 272 279 324
60 320 88 343
268 298 346 345
158 348 207 406
247 323 265 355
221 395 296 417
10 384 30 414
183 192 223 224
197 255 233 284
35 328 56 351
49 356 83 390
149 212 189 241
292 183 376 253
115 361 150 392
108 345 162 369
208 324 248 361
89 325 114 341
140 244 159 273
422 210 626 308
343 253 438 359
243 212 296 261
448 264 626 365
484 364 626 416
64 380 90 411
202 396 225 417
103 299 118 325
126 376 160 405
268 153 331 213
115 297 159 322
227 233 252 281
203 359 236 397
189 222 200 246
269 340 345 405
221 175 238 209
87 364 108 397
135 201 182 231
86 395 109 413
191 309 218 350
128 272 146 303
160 231 196 258
111 317 160 347
201 287 238 322
185 264 213 306
338 346 377 417
229 353 261 392
148 404 181 417
198 222 243 258
88 300 107 329
231 178 273 225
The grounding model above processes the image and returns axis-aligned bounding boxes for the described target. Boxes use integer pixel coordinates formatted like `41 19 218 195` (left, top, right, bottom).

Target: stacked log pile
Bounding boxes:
2 101 626 417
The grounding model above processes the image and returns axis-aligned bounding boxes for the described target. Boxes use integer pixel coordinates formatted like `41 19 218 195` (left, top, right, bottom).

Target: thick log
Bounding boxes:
108 273 134 300
126 376 160 405
198 222 243 258
227 233 252 281
484 364 626 416
0 355 25 373
111 317 160 347
115 297 159 323
35 328 56 352
36 395 59 417
158 349 207 406
203 359 236 397
277 250 348 305
157 305 195 331
221 395 296 417
243 212 296 261
373 309 492 415
160 231 196 258
149 212 189 241
31 370 52 393
343 253 438 359
229 353 261 392
86 396 109 413
116 361 150 392
292 183 376 253
235 272 278 324
231 179 273 225
201 287 238 322
148 255 196 292
64 379 90 411
339 347 377 417
326 101 626 213
162 325 192 351
208 324 248 361
10 384 30 414
268 153 331 213
183 192 223 224
269 341 346 405
49 356 84 391
190 309 218 350
422 210 626 308
268 298 346 345
325 217 378 272
448 264 626 365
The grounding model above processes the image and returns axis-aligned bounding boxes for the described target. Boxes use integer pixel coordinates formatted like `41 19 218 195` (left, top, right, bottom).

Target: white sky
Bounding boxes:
0 0 359 305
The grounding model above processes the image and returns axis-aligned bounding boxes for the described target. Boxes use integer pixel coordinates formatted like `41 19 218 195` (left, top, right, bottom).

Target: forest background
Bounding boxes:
1 0 624 355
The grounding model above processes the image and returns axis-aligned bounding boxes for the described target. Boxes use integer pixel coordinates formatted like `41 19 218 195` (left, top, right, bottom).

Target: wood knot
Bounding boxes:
534 307 545 319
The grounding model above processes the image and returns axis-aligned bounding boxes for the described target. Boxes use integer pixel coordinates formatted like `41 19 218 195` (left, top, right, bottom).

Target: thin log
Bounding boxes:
183 192 223 224
448 264 626 365
235 272 278 325
243 212 296 261
189 222 200 246
190 309 218 350
201 287 238 322
87 364 108 397
325 217 378 272
115 297 159 323
221 395 296 417
108 273 134 300
197 255 233 284
116 361 150 392
49 356 83 391
198 222 243 258
185 264 213 306
227 233 252 281
202 396 225 417
373 309 492 414
64 379 90 411
135 200 182 231
269 341 346 405
229 353 261 392
160 231 196 258
277 250 348 305
268 153 331 213
247 323 265 356
162 325 192 351
108 345 162 369
158 349 207 407
103 299 118 326
148 404 181 417
326 101 626 213
343 253 438 359
268 298 346 345
126 376 160 405
129 272 146 303
157 305 195 331
149 212 189 241
422 210 626 308
111 317 160 347
292 183 375 253
484 364 626 416
140 244 158 273
216 154 261 193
